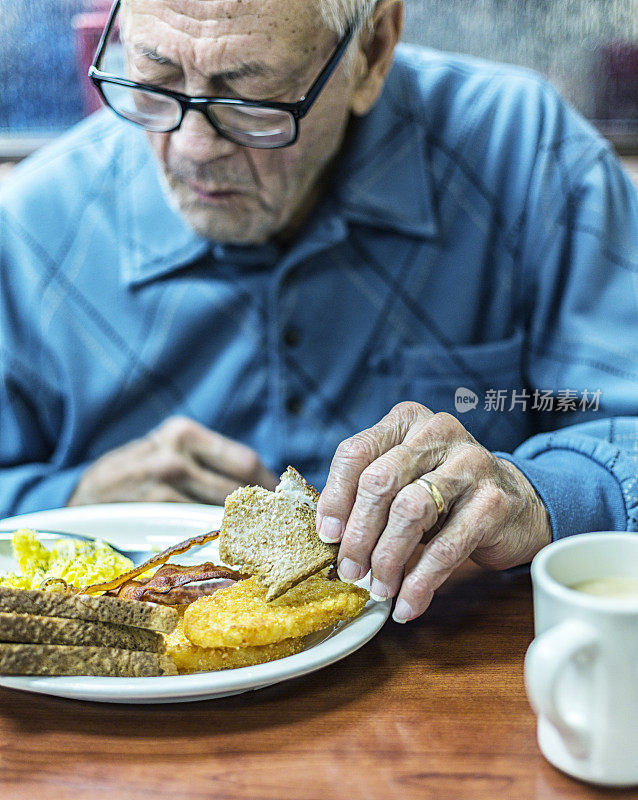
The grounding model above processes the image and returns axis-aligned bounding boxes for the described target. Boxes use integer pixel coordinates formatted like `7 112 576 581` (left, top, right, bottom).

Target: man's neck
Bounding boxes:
273 162 337 247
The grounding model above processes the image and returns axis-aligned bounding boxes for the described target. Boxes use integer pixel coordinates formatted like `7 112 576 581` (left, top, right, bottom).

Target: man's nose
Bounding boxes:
170 108 237 163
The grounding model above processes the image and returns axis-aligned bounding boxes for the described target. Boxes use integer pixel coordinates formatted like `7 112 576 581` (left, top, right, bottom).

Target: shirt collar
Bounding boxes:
118 53 439 288
331 80 440 240
118 130 210 288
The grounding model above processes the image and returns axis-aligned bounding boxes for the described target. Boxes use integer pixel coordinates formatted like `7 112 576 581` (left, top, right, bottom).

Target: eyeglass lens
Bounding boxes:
100 82 182 131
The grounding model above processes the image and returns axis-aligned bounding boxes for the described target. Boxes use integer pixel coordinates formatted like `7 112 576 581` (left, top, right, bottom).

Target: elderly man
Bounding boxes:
1 0 636 622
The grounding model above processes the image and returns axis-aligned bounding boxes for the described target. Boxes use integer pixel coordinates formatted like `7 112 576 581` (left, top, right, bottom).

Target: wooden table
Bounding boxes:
0 563 636 800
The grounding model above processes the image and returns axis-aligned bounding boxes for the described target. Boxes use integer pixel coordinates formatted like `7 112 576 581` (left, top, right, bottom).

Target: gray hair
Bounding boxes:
318 0 379 35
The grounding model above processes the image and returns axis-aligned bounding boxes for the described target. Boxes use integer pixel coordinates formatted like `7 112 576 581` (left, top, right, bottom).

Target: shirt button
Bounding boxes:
283 327 301 347
286 396 303 415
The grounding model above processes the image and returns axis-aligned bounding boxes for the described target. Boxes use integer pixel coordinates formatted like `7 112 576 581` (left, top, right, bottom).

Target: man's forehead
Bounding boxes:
122 0 322 40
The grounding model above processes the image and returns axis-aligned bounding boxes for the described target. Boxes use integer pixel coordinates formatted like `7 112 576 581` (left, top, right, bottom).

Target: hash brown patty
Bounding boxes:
183 573 368 648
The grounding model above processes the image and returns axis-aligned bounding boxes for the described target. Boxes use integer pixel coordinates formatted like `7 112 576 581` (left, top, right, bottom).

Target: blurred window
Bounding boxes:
0 0 107 155
403 0 637 151
0 0 636 155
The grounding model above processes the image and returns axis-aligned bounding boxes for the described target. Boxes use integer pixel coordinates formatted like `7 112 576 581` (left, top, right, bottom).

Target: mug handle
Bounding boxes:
525 620 599 758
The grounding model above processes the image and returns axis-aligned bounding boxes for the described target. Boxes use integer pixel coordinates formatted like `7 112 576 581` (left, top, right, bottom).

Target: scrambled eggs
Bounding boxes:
0 528 133 590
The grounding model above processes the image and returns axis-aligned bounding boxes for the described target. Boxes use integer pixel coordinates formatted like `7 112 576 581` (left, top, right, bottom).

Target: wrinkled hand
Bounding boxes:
316 402 551 623
68 416 277 506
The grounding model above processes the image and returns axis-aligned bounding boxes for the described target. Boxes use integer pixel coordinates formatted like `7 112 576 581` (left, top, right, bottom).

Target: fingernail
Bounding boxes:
392 599 413 623
318 516 343 543
370 578 389 602
337 558 361 583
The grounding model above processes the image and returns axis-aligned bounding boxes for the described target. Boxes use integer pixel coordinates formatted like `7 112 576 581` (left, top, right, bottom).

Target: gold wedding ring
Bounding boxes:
413 477 446 517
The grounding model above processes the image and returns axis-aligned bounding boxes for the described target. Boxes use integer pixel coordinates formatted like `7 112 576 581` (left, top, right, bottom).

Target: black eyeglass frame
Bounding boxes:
88 0 356 148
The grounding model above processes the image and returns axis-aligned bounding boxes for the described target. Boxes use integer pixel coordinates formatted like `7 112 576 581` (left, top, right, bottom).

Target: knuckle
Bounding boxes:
391 400 428 421
458 442 495 476
335 435 373 462
431 411 463 438
370 546 403 579
401 570 433 600
475 483 510 519
394 440 425 462
156 415 194 449
391 487 430 525
427 535 462 570
152 451 187 483
474 444 498 471
358 464 397 502
333 435 378 474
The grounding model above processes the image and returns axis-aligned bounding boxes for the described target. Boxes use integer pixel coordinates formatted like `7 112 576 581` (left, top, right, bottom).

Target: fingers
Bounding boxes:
317 402 434 543
387 458 548 622
338 456 472 592
67 440 198 505
152 416 277 489
391 504 484 622
325 411 467 584
151 450 244 505
69 416 276 506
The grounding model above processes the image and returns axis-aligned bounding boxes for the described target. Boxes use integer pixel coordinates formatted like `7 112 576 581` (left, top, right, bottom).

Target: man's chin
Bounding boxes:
180 204 277 244
170 192 278 244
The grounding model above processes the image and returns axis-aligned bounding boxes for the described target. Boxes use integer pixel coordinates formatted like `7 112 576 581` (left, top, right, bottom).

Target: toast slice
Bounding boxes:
0 611 165 652
0 643 177 677
0 586 178 633
219 466 338 601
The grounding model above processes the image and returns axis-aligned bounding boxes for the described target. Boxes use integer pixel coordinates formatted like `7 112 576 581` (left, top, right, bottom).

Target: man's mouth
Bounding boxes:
185 180 247 204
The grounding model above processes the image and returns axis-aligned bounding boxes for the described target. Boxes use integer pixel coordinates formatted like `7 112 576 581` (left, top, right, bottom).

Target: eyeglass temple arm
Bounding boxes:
90 0 122 74
291 24 357 117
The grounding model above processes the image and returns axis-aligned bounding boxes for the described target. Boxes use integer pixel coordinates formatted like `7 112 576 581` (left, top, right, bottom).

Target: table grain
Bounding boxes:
0 563 636 800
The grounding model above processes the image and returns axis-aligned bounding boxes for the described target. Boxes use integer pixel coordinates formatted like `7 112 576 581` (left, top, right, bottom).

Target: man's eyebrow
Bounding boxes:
222 62 278 81
134 44 176 66
133 44 278 80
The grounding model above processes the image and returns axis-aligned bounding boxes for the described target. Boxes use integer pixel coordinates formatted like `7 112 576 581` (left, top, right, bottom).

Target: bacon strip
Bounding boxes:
107 562 248 603
108 578 152 602
79 529 221 595
114 579 239 605
131 562 248 595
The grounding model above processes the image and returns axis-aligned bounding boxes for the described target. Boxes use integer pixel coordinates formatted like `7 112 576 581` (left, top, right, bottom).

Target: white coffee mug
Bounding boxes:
525 532 638 787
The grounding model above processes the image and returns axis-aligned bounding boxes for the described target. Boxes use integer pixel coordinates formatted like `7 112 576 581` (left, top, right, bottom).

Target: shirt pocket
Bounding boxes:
357 329 533 451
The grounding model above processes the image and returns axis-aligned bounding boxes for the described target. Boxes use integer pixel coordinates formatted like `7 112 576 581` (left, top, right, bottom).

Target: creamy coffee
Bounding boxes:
571 577 638 599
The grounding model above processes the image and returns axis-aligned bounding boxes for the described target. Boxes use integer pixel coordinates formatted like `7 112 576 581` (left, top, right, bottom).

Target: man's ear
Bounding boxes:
350 0 403 116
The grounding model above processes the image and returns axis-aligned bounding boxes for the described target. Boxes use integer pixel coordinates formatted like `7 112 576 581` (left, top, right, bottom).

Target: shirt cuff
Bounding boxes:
494 447 627 541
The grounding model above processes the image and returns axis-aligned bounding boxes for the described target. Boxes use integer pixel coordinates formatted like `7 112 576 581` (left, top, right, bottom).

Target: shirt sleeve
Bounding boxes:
0 346 87 517
495 418 638 538
495 120 638 539
0 201 87 519
0 463 88 519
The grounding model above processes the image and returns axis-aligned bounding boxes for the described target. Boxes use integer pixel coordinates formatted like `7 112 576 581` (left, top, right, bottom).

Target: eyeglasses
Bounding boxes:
89 0 356 149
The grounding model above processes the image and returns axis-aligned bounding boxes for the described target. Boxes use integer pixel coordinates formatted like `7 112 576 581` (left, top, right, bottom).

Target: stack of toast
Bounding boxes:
0 586 178 677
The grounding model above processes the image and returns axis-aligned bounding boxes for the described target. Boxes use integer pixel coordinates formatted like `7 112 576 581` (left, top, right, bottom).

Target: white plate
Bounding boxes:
0 503 389 703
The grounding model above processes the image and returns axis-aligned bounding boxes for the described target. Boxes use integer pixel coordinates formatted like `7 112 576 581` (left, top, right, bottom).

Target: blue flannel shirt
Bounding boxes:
1 45 637 536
